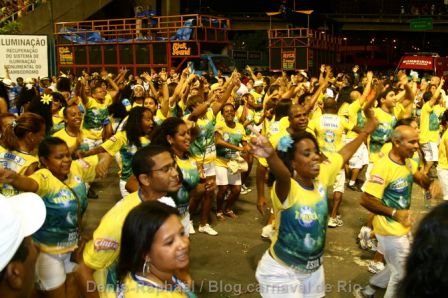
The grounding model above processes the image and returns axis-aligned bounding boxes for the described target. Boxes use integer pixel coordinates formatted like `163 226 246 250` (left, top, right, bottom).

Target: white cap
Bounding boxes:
0 193 46 271
253 80 263 87
299 70 308 79
2 78 12 87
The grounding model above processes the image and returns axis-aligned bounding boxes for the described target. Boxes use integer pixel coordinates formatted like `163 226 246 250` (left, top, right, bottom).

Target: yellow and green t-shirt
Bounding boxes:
368 106 402 163
438 129 448 169
101 131 150 181
419 102 445 144
52 129 90 154
0 147 38 196
30 156 98 254
308 113 353 153
174 156 200 215
187 109 217 164
346 99 365 139
82 97 111 140
270 153 343 272
215 121 248 168
364 154 418 237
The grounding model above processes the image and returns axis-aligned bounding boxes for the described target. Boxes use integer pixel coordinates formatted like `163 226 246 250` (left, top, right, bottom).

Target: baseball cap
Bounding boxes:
253 80 263 87
2 78 12 87
0 193 46 271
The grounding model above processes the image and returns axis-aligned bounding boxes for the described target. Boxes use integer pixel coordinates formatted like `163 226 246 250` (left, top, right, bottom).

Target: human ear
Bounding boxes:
4 262 25 290
138 173 151 187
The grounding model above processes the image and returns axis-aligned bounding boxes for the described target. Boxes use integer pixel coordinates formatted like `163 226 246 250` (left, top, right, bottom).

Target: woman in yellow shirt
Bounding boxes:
117 201 196 298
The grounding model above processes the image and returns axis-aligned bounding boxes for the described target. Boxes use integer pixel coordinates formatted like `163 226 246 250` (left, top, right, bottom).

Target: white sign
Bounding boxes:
0 35 48 81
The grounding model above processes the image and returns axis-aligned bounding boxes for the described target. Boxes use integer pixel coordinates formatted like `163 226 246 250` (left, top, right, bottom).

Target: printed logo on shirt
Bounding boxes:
295 206 318 228
110 136 117 142
369 175 385 185
94 238 119 251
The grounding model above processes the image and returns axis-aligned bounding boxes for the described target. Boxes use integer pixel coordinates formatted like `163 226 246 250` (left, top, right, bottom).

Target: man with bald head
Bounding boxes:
355 125 436 298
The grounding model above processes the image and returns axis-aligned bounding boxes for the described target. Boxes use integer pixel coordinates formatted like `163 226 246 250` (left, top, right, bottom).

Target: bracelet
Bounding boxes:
391 209 397 218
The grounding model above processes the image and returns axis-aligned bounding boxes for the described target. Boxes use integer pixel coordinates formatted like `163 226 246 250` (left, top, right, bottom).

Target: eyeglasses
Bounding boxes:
152 163 178 174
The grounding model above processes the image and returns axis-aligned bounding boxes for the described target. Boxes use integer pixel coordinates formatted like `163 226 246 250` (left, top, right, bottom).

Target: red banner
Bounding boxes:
399 56 433 70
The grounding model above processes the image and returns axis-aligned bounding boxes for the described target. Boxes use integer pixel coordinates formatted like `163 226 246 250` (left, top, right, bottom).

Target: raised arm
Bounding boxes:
338 107 378 165
250 132 291 202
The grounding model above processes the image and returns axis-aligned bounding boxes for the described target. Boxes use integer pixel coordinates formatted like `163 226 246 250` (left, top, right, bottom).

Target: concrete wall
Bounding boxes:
19 0 112 36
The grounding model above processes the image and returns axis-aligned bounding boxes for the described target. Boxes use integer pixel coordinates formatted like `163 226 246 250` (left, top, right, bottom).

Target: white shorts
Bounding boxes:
215 165 242 186
202 162 216 177
421 142 439 162
437 167 448 200
35 252 77 290
345 140 369 169
333 169 345 193
82 138 103 151
256 251 325 298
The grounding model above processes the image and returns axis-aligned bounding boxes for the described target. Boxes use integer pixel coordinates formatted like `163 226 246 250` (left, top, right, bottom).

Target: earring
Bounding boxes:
142 257 151 275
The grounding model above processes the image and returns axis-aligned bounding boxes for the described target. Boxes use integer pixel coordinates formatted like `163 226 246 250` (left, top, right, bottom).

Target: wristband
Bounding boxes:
391 209 397 218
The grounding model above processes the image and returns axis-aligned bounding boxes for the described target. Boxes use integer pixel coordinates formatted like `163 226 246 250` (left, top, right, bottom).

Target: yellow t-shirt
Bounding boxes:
338 102 350 118
82 97 110 140
308 113 353 153
101 131 150 181
30 156 98 254
368 106 402 163
380 142 421 168
119 274 192 298
83 192 176 298
346 100 365 139
215 121 247 167
438 129 448 169
364 155 418 237
269 153 343 272
0 147 38 196
187 109 217 164
419 102 445 144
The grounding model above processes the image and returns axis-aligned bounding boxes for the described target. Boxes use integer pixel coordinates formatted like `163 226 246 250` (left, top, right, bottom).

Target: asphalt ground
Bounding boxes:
83 162 434 298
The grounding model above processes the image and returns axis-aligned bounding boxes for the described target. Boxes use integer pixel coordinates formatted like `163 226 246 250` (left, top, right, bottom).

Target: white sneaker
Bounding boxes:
368 261 385 274
261 224 275 240
328 217 343 228
241 184 252 195
198 224 218 236
189 220 195 234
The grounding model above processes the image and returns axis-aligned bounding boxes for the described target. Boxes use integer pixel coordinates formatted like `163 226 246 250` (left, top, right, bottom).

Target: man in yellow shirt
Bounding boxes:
75 145 181 298
356 125 435 298
308 97 354 228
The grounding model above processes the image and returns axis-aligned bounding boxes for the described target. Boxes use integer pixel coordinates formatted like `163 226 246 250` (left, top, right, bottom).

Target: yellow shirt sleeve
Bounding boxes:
74 155 99 184
101 131 127 156
29 169 53 197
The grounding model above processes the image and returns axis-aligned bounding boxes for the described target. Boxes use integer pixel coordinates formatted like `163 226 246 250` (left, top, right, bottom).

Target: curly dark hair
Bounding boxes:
125 106 152 148
397 202 448 298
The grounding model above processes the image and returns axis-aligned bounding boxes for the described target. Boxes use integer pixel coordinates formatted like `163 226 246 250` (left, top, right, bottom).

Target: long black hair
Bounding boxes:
397 202 448 298
116 201 179 282
0 81 10 111
151 117 186 148
125 106 152 148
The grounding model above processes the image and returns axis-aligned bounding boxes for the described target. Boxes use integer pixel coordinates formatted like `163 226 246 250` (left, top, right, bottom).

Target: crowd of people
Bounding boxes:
0 61 447 297
0 0 39 22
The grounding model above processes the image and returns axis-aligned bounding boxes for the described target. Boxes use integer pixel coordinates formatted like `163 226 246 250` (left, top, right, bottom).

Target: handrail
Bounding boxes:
54 14 231 44
0 0 40 25
55 14 231 33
